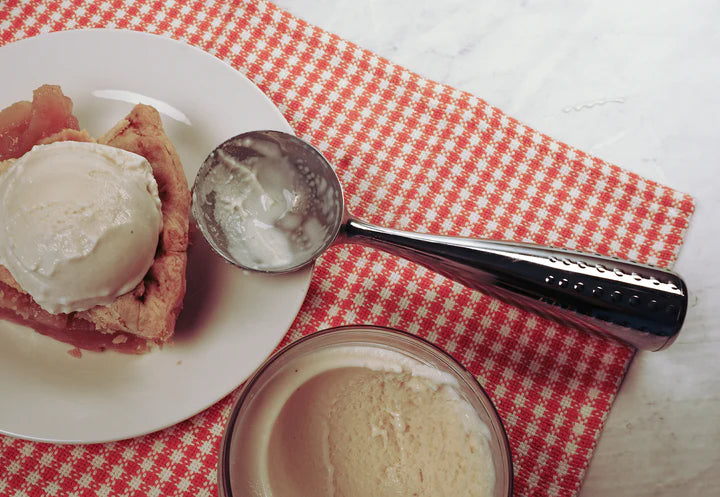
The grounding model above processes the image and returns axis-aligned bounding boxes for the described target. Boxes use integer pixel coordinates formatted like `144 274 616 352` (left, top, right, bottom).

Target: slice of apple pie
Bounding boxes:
0 86 189 353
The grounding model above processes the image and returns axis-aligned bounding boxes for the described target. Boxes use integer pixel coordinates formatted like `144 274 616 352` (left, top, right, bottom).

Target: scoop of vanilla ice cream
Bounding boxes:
230 346 496 497
268 367 494 497
0 141 163 314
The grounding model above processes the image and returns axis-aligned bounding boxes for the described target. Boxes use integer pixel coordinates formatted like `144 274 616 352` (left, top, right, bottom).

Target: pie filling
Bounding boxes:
0 280 150 353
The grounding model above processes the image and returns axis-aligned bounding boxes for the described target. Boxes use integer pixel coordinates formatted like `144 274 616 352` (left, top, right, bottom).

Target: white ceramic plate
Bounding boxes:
0 30 312 443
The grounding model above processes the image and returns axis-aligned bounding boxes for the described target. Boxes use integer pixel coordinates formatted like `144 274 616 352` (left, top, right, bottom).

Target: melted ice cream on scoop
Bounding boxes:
192 131 343 272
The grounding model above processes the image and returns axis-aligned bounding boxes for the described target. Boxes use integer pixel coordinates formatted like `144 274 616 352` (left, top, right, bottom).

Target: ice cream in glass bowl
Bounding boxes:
218 325 513 497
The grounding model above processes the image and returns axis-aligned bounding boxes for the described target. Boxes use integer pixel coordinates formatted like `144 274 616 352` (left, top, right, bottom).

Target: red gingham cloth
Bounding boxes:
0 1 695 496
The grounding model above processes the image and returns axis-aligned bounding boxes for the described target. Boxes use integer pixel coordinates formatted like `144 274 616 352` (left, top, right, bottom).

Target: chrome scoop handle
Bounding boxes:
342 218 687 351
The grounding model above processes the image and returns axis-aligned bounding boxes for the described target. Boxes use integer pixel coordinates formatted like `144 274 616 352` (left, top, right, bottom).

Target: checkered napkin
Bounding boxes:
0 1 694 496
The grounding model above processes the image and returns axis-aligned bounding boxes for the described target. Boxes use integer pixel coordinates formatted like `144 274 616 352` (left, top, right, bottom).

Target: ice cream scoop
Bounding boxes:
0 141 163 314
192 130 688 351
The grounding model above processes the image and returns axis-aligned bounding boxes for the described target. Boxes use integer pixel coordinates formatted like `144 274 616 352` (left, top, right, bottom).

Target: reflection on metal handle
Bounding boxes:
342 218 687 351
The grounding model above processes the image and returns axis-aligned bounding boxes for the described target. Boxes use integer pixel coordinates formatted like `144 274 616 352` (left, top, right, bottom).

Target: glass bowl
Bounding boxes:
218 325 513 496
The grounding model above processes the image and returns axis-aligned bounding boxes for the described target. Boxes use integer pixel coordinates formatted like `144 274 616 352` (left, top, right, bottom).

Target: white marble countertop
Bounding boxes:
272 0 720 495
